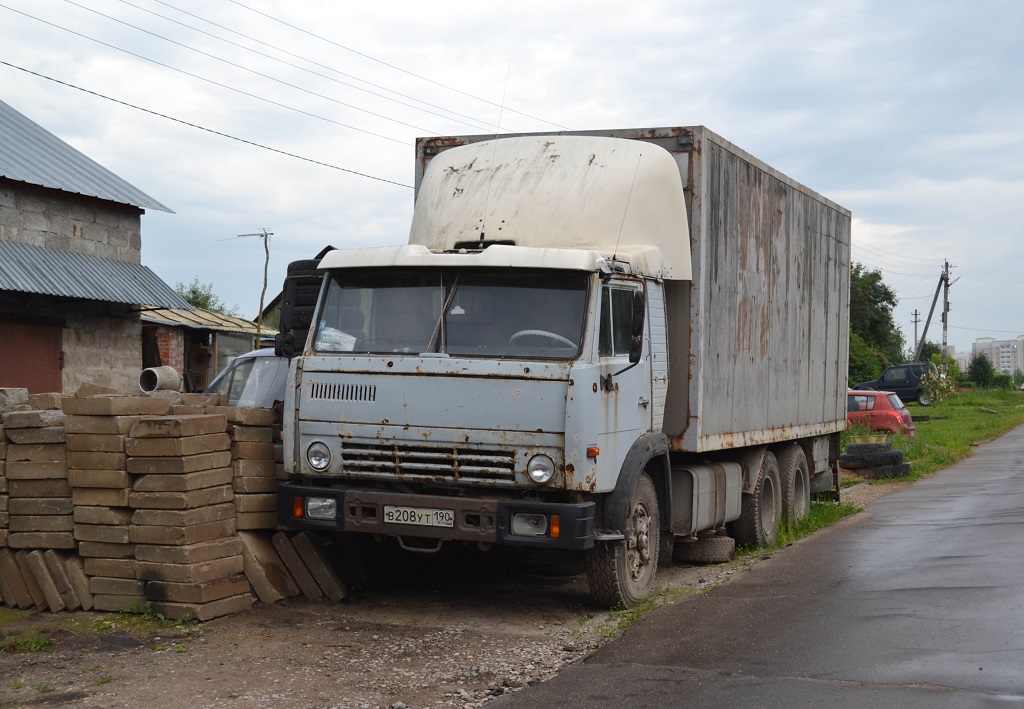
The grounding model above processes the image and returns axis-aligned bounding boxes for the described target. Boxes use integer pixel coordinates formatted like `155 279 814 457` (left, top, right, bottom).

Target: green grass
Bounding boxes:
0 634 55 653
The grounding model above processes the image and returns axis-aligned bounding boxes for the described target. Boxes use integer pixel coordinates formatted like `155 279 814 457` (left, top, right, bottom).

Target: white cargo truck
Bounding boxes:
275 126 851 607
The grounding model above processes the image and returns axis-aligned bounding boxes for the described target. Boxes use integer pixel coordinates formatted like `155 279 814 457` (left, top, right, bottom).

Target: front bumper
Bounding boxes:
277 483 596 551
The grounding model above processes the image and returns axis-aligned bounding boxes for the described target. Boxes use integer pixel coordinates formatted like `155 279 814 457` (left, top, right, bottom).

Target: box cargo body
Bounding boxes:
416 126 851 451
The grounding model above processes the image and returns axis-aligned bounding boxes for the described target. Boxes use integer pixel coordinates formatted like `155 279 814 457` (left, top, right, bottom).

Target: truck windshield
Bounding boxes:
313 268 589 359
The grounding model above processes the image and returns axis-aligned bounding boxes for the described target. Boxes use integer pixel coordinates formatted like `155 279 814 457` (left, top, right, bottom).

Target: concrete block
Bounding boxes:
89 576 145 596
27 393 62 410
232 476 278 494
8 532 76 549
292 531 346 602
64 555 94 611
72 383 119 398
133 467 232 492
235 511 279 530
134 536 242 565
14 550 47 608
229 425 273 443
92 593 147 613
148 591 253 622
127 451 232 475
228 408 275 426
233 494 276 513
0 511 6 527
66 415 141 435
177 393 227 407
126 433 230 457
9 514 74 532
131 502 234 528
6 443 66 462
77 541 136 559
62 396 171 417
128 485 232 510
0 388 29 407
74 523 131 544
42 550 81 611
145 574 250 604
10 479 72 497
4 427 66 445
68 469 133 489
128 414 227 439
238 531 299 604
231 442 275 460
231 459 276 478
0 547 34 608
271 532 322 601
9 497 74 516
129 518 236 546
136 554 243 583
83 557 137 579
74 505 133 525
2 409 64 429
66 433 127 452
72 487 130 507
0 529 7 547
25 550 64 611
5 460 67 480
67 451 127 471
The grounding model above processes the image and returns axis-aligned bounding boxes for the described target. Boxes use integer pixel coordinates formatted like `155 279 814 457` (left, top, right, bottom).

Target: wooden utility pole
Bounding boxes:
236 229 274 337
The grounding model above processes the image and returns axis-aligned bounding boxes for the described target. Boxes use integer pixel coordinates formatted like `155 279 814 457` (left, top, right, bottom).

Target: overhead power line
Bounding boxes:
144 0 501 132
226 0 571 130
0 60 413 189
0 3 405 144
62 0 443 135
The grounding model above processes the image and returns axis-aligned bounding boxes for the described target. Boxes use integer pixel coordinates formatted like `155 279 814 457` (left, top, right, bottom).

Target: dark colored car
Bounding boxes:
205 348 289 409
853 361 938 406
847 390 916 437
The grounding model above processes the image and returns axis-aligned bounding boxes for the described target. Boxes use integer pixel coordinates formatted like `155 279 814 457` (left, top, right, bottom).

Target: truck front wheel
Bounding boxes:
585 473 660 608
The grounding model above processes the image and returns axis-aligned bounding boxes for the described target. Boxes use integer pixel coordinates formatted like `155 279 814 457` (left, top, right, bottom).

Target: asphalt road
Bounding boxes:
493 425 1024 708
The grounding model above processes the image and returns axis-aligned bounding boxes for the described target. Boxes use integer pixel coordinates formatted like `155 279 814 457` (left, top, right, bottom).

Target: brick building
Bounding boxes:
0 98 189 393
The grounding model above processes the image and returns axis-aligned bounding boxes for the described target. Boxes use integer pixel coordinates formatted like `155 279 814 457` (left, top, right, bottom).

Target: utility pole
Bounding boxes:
940 260 951 374
236 229 274 337
914 261 954 364
912 309 921 354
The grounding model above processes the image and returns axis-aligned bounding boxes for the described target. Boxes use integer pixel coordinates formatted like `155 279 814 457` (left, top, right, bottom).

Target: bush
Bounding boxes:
920 371 956 404
992 372 1013 390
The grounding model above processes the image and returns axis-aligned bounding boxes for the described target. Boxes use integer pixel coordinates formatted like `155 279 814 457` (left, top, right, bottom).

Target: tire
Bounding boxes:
840 450 904 469
862 462 912 479
730 451 782 548
291 305 316 330
843 442 893 455
776 445 810 525
917 390 932 407
287 259 321 276
673 535 735 564
585 473 660 608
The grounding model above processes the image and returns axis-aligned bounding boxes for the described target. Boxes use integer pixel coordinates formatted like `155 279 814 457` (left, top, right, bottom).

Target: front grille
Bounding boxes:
341 441 516 482
309 382 376 402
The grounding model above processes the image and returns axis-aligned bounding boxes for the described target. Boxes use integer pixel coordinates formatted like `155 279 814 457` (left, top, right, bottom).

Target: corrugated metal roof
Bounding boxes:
140 306 277 335
0 98 172 213
0 240 191 309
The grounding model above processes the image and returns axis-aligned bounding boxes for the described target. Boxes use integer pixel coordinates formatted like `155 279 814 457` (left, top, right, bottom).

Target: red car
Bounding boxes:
847 390 916 437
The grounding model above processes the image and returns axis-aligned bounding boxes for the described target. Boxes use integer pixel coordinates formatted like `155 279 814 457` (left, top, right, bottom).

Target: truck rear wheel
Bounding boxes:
673 533 735 564
585 473 660 608
776 445 810 526
730 451 781 548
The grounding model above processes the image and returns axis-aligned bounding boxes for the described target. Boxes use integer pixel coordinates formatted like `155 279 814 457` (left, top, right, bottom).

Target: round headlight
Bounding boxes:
306 442 331 471
527 455 555 484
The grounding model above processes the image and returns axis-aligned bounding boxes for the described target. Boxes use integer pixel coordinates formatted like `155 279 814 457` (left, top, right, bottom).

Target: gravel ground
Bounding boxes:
0 477 898 709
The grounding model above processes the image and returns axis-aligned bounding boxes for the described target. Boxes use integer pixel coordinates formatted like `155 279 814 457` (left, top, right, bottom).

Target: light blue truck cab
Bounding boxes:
277 129 851 607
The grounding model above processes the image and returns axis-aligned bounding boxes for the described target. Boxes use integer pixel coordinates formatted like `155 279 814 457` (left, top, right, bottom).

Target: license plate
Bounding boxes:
383 505 455 528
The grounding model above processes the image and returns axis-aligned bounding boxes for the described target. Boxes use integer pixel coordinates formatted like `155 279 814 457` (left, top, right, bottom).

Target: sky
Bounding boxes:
1 0 1022 356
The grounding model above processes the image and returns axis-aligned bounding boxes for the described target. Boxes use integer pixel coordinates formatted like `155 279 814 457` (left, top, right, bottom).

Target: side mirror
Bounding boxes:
274 332 295 359
628 289 645 364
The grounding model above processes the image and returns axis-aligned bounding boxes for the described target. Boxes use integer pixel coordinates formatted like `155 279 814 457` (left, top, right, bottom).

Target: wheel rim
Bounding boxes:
627 499 653 582
761 474 778 533
795 467 809 519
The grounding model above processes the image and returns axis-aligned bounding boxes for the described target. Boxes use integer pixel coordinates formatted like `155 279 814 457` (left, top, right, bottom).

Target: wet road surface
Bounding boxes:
492 425 1024 708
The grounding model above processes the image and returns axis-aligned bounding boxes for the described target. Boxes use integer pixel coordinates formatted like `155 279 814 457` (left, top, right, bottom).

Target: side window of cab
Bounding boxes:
599 285 639 357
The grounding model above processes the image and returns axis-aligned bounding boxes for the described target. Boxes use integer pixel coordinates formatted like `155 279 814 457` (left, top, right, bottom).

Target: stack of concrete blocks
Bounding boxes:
64 393 171 613
226 407 280 530
127 413 254 621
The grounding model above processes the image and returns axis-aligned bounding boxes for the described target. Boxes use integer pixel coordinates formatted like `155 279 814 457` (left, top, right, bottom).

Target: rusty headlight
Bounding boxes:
527 455 555 484
306 442 331 471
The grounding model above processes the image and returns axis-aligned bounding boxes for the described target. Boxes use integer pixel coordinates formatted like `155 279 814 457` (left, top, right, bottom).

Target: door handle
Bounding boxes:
638 397 649 408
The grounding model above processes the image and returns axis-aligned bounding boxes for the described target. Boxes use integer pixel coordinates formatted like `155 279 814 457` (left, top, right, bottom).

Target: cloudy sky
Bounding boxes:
1 0 1021 355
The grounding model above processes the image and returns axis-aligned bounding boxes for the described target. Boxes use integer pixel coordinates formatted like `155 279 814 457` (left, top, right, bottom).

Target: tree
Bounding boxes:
175 278 240 316
849 263 904 380
849 332 882 385
1015 369 1024 389
967 352 995 388
917 340 941 362
930 352 961 385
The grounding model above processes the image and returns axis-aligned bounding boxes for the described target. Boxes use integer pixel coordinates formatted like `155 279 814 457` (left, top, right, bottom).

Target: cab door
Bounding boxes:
597 280 652 463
